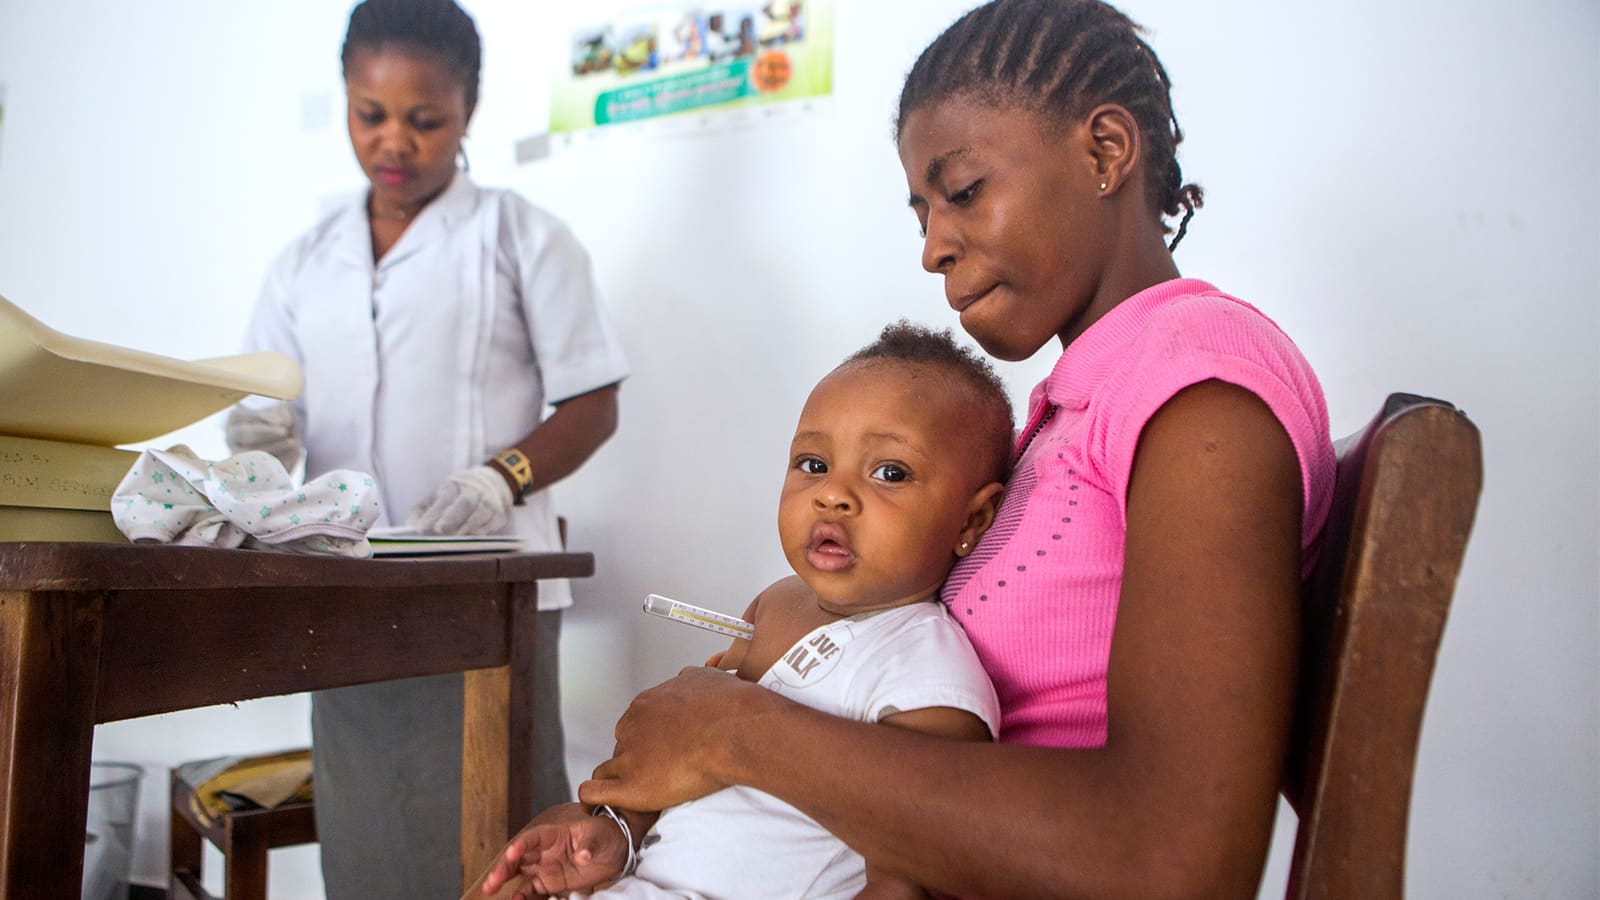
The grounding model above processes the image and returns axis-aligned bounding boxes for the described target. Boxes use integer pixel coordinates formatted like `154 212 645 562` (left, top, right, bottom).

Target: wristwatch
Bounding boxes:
488 448 534 505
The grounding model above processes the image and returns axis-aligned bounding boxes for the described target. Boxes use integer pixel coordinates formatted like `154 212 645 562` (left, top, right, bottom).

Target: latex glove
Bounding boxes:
224 402 304 472
407 465 514 535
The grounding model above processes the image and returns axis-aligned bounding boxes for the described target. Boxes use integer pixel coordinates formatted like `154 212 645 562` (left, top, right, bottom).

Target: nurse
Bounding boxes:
223 0 628 896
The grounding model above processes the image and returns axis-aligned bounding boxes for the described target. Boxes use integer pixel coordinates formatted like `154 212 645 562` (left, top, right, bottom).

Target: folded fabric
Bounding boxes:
175 748 314 827
112 445 380 557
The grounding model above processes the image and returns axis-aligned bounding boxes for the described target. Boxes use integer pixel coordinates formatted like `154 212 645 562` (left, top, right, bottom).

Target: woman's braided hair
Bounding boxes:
342 0 482 114
896 0 1203 249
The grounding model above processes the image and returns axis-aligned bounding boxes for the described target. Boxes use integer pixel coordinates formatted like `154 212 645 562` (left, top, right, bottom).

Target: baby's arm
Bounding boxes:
855 869 933 900
478 802 657 898
878 706 993 742
483 595 773 897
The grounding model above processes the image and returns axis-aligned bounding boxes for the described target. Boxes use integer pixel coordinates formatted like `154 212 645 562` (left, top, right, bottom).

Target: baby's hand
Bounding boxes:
479 804 631 898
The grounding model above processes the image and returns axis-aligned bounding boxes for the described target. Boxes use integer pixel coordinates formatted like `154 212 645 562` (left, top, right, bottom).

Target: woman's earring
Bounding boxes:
958 540 971 553
1099 182 1108 191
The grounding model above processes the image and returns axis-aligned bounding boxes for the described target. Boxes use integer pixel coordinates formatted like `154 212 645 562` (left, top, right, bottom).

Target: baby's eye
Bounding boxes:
356 109 384 126
870 463 909 483
949 180 982 206
796 456 827 475
411 117 445 132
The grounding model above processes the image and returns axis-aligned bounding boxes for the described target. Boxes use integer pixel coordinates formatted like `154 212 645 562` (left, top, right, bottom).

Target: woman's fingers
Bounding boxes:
581 666 770 809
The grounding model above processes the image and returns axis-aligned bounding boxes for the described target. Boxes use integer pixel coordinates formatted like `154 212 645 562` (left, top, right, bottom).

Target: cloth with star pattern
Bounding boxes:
112 445 378 557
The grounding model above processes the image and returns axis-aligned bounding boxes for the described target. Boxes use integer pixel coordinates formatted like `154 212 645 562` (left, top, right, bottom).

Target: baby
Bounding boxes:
481 320 1014 899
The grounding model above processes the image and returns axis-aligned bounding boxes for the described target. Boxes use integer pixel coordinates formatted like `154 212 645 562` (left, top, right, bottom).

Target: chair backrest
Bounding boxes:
1281 393 1484 900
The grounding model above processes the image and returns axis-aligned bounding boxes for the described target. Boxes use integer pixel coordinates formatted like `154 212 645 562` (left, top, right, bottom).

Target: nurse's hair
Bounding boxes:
895 0 1203 250
841 320 1015 487
341 0 482 115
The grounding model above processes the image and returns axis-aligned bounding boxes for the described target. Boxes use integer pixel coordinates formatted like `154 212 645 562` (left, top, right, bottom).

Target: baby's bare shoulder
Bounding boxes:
746 575 814 621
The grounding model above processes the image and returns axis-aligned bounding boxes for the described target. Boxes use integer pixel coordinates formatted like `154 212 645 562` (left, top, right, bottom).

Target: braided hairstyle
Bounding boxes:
342 0 482 115
843 320 1015 486
896 0 1203 250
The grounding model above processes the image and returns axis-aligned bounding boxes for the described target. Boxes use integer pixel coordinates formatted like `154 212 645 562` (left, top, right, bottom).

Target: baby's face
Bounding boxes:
778 359 990 615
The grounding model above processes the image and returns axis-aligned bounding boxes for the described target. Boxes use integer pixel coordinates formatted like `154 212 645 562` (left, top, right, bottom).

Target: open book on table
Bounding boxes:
367 526 525 557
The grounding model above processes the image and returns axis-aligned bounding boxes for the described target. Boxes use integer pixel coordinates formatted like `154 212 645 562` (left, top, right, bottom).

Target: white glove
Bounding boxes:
224 402 304 472
407 465 515 535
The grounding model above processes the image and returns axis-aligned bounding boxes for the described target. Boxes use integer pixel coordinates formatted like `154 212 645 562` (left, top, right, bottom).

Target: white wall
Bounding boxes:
1 1 1595 898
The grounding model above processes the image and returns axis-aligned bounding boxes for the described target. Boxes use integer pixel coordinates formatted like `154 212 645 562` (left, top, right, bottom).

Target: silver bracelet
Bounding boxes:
591 804 639 878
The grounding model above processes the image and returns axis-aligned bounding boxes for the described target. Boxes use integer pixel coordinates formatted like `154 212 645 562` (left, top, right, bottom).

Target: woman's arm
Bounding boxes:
583 381 1304 899
859 705 993 900
492 383 620 498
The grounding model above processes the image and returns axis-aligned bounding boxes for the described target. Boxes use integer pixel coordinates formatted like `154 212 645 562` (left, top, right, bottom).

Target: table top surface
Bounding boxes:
0 541 594 591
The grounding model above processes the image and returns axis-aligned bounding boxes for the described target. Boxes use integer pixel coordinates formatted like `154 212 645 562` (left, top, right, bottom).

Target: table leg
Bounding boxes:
460 580 540 892
0 590 103 900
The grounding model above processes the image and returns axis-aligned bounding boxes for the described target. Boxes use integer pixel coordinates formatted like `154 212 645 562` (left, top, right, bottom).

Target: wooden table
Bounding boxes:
0 542 593 899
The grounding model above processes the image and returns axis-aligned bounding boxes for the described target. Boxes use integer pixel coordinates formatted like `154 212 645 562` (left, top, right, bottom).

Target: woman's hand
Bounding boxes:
407 465 514 535
224 402 304 472
579 665 773 811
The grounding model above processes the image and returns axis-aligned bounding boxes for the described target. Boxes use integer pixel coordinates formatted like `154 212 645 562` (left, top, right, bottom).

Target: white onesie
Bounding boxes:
583 600 1000 900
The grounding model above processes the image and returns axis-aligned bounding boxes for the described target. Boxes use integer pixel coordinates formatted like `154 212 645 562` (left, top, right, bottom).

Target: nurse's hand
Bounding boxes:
407 465 514 535
224 402 304 473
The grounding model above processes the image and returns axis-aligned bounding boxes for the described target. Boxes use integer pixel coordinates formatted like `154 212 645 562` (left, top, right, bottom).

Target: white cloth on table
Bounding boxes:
111 445 378 557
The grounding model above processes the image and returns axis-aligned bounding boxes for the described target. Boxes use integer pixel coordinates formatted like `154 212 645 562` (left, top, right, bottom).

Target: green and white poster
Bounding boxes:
553 1 832 137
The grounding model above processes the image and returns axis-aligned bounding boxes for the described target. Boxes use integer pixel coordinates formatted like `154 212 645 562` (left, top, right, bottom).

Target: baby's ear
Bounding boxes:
955 482 1006 557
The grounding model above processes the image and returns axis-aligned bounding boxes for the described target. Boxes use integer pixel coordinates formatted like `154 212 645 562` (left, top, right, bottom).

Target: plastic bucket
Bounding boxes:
82 762 143 900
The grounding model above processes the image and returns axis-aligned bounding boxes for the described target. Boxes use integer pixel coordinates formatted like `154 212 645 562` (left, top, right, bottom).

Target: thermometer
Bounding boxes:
642 593 754 639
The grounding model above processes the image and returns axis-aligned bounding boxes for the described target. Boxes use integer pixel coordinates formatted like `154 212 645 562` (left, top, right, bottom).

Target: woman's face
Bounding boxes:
344 45 471 216
898 96 1114 362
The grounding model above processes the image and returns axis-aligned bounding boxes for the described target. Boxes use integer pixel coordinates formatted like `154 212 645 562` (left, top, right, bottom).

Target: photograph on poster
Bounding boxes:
552 0 831 144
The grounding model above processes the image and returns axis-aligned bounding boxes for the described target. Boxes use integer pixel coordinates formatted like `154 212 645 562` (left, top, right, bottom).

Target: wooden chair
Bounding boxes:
168 761 316 900
1282 393 1483 899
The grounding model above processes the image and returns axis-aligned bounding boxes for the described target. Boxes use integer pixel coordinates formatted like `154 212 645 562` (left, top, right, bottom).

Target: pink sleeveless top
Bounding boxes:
941 278 1334 747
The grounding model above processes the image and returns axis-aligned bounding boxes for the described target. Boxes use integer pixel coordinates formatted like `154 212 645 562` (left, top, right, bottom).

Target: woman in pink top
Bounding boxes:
520 1 1336 896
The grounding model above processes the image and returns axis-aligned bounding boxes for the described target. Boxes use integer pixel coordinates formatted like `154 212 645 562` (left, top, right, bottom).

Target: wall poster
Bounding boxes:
551 1 832 143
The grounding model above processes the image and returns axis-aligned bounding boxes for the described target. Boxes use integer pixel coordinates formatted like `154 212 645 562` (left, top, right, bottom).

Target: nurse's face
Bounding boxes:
344 45 471 217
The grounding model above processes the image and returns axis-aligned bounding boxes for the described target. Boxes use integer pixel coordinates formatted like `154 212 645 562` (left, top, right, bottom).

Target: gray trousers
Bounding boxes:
311 609 570 900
